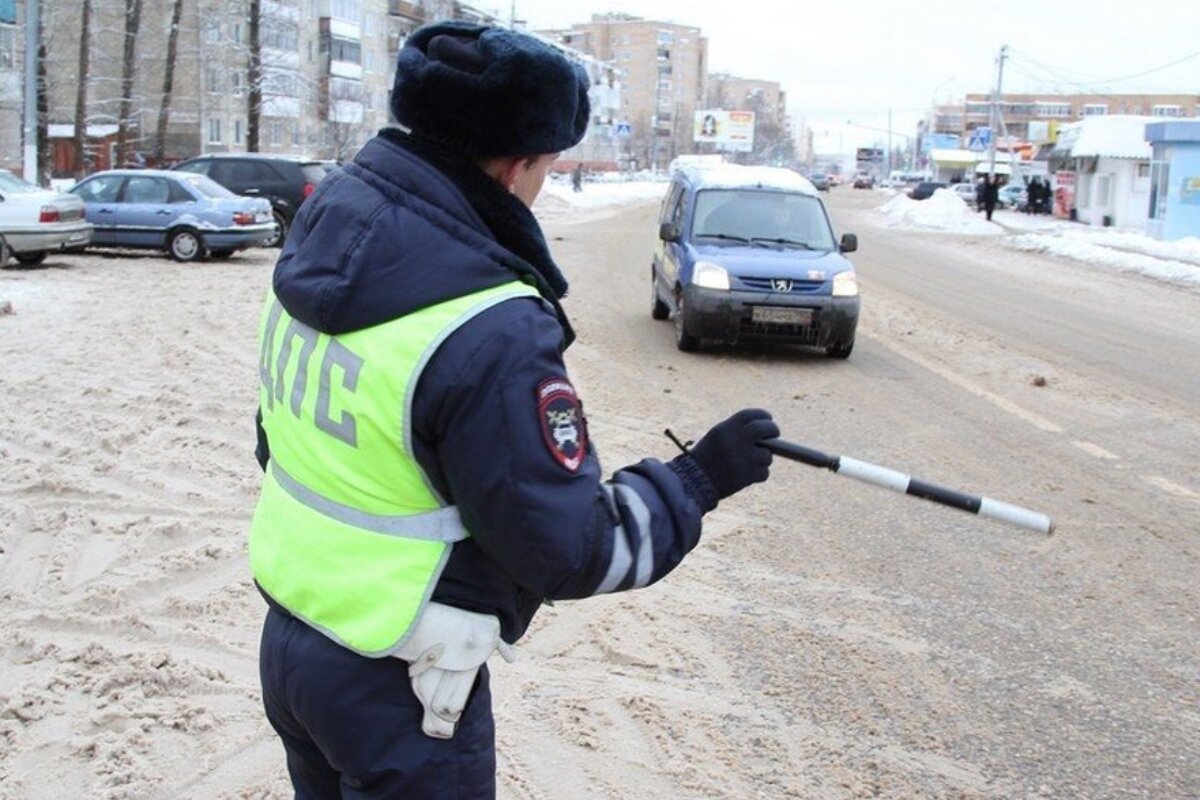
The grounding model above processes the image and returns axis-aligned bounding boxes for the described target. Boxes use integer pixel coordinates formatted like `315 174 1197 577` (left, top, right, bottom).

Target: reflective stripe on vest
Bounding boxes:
250 280 541 657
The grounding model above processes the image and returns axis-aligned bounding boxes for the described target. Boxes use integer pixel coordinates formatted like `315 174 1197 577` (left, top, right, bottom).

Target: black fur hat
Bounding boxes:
391 21 591 158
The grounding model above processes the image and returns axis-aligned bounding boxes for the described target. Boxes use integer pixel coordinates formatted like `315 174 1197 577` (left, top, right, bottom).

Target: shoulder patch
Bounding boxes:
536 377 587 472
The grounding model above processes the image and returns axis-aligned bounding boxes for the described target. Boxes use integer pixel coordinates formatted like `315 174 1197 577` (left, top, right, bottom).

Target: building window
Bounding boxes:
1037 103 1070 117
965 101 990 115
331 0 360 22
269 121 284 146
330 36 361 64
1081 104 1107 116
234 23 243 44
657 30 673 45
208 118 223 144
1148 160 1169 220
204 21 220 44
264 20 299 51
0 25 15 70
1151 105 1181 117
292 123 301 146
232 71 245 96
207 67 222 93
235 119 244 144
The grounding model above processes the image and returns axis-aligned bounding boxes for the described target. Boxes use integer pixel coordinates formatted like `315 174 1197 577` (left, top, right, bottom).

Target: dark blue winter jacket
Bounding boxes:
257 129 715 643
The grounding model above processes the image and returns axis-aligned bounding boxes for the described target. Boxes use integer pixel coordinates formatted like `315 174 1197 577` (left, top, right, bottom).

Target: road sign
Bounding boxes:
967 126 992 152
614 121 632 137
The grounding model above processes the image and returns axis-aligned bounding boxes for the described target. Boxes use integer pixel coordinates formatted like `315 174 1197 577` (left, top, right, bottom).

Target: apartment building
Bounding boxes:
705 72 793 162
26 0 472 177
932 93 1200 143
1 0 22 174
542 13 707 170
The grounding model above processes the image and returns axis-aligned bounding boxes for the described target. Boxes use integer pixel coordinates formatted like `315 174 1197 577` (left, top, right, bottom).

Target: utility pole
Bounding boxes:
988 44 1008 179
22 0 39 182
887 106 893 175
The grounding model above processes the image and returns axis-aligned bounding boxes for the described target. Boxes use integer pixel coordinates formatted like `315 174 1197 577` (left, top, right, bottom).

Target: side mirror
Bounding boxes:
658 222 680 243
839 233 858 253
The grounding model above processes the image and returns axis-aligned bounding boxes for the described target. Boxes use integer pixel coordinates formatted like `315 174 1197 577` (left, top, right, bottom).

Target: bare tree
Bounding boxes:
153 0 184 164
36 9 50 183
72 0 92 178
247 0 261 151
115 0 142 167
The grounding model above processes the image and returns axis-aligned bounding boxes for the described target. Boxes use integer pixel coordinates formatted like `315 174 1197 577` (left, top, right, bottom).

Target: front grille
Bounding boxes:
738 276 825 295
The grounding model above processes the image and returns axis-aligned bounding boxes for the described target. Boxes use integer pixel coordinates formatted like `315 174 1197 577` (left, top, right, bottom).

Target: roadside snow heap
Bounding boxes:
878 189 1003 235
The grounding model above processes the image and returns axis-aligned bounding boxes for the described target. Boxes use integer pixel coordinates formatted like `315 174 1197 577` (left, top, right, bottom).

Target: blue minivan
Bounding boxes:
651 164 860 357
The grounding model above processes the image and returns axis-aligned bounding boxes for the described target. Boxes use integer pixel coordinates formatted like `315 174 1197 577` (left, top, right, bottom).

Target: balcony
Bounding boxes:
389 0 425 21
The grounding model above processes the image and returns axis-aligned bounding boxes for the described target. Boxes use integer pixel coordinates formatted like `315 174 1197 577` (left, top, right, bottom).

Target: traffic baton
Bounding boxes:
761 438 1054 535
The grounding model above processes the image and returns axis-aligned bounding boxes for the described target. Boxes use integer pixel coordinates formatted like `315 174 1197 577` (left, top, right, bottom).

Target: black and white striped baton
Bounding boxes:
761 438 1054 535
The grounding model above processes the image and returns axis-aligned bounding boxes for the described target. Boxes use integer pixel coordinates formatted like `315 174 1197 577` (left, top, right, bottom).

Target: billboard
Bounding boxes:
921 133 961 154
856 147 884 164
693 109 755 151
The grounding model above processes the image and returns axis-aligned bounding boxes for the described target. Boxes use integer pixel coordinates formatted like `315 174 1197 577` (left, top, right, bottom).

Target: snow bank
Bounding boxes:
876 189 1004 235
1009 233 1200 286
538 178 668 211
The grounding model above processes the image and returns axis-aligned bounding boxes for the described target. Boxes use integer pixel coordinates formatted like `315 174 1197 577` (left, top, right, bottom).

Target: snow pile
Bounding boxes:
877 189 1003 235
537 179 668 215
1009 231 1200 286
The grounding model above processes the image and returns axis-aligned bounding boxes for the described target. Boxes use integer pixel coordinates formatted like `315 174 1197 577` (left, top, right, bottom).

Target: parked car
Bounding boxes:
171 154 329 247
808 172 831 191
852 173 875 189
0 168 93 266
998 183 1026 209
949 183 978 202
69 169 275 261
907 181 949 200
651 163 859 358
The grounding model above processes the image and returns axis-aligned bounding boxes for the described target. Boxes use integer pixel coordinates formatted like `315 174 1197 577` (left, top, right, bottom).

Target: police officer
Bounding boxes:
250 20 778 798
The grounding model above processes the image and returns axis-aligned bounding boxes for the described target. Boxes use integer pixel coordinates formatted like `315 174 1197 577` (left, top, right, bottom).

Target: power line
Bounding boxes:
1008 46 1200 89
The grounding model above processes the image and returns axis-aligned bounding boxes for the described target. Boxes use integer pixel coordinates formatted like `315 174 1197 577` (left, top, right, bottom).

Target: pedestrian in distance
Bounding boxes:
571 162 583 192
249 20 779 799
982 174 1000 221
975 176 986 212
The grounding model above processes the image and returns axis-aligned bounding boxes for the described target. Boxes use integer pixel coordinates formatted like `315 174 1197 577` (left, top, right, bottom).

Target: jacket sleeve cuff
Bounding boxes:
666 453 719 514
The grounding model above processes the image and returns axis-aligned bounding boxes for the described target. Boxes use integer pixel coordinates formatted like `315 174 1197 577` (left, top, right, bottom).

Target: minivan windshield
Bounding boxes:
691 189 836 250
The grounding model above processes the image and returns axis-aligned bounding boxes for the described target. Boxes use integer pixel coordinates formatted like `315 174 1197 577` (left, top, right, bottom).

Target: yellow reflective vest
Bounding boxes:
250 281 540 656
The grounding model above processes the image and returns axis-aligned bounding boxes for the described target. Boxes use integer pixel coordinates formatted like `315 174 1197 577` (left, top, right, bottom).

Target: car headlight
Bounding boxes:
832 271 859 297
692 261 730 291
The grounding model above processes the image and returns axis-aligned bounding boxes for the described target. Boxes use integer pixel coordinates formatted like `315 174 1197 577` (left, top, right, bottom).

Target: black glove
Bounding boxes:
673 409 778 508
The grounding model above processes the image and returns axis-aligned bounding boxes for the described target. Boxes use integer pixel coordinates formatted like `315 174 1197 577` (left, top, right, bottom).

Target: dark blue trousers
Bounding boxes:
259 607 497 799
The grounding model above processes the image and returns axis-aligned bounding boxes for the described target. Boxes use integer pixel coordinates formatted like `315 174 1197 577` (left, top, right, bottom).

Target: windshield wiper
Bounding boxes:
751 237 816 249
695 232 751 243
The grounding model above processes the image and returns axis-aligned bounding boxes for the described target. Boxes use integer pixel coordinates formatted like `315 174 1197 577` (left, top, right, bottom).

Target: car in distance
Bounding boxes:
171 154 329 247
0 168 93 266
69 169 275 261
807 172 831 191
852 172 875 189
907 181 949 200
949 183 978 202
651 163 859 358
998 183 1026 209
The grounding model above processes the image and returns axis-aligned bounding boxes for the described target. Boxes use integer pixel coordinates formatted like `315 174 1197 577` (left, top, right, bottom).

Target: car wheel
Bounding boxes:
167 228 205 262
0 234 9 267
651 268 669 320
264 211 288 248
14 251 48 266
673 288 700 352
825 340 854 359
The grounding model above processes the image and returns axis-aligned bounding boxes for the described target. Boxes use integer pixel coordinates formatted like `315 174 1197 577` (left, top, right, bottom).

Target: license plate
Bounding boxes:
752 306 812 325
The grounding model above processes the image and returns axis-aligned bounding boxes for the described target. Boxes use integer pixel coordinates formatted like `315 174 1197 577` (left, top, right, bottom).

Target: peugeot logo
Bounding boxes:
771 279 793 293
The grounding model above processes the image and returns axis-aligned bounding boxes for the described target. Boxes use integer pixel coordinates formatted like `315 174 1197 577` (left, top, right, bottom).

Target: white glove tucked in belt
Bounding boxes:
393 602 516 739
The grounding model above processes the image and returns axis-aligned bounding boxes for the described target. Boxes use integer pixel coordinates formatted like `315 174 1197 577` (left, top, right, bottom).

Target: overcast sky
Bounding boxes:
500 0 1200 154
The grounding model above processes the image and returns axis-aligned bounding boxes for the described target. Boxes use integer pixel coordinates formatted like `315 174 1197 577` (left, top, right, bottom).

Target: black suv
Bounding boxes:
172 154 329 247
